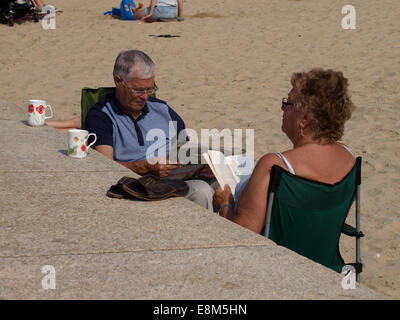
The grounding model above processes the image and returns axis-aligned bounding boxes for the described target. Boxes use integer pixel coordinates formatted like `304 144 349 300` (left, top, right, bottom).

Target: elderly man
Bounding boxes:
86 50 214 209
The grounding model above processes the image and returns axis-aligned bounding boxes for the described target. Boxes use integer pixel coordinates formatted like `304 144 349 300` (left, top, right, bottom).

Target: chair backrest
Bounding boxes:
265 157 361 273
80 86 157 129
81 87 115 129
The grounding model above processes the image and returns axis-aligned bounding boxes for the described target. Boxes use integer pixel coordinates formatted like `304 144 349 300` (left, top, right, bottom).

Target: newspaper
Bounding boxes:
166 164 205 180
165 141 249 181
165 141 234 180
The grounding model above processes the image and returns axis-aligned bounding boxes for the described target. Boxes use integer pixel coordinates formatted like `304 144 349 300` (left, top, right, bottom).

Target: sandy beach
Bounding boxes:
0 0 399 298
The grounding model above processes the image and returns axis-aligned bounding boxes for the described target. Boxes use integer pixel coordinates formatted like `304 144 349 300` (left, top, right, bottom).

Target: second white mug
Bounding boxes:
68 129 97 158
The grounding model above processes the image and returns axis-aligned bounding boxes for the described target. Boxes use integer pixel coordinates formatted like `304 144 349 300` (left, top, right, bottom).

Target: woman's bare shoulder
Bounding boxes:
255 152 284 170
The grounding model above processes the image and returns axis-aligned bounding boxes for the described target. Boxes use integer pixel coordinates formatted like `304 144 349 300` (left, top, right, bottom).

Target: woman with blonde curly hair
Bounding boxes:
213 68 357 233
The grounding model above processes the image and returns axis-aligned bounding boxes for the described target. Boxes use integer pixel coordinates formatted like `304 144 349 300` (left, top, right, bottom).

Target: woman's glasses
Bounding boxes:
282 98 295 110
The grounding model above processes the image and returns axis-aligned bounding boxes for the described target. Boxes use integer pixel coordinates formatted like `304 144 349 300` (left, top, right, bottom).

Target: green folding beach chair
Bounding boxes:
80 86 157 129
264 157 364 282
81 87 115 129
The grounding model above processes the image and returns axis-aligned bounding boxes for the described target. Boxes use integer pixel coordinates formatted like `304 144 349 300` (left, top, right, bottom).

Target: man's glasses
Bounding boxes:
282 98 295 110
123 81 158 96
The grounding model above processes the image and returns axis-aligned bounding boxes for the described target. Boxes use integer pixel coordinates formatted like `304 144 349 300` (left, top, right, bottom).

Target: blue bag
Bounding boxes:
120 0 136 20
104 8 121 16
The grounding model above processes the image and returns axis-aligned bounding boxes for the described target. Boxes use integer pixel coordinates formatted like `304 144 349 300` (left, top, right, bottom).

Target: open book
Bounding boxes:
202 150 254 195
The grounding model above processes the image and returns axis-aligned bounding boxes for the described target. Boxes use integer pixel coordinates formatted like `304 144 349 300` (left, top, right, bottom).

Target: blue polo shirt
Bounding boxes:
85 92 186 162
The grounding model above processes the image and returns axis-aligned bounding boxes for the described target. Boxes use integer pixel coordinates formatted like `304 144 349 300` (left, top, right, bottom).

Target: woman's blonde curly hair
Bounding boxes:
290 68 356 143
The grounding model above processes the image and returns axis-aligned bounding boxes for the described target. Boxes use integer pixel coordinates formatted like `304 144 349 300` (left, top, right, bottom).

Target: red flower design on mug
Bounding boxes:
81 145 86 152
36 105 45 114
28 104 34 113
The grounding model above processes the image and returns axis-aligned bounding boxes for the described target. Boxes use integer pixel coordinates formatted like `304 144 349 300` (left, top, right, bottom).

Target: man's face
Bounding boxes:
115 76 155 114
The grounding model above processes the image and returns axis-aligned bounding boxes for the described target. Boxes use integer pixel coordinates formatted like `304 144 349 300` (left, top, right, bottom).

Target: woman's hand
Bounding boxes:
140 14 152 21
141 14 152 21
141 0 156 21
212 185 234 215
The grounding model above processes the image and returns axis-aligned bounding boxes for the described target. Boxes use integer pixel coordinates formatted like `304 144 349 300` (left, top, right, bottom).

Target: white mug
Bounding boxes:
27 99 53 126
67 129 97 158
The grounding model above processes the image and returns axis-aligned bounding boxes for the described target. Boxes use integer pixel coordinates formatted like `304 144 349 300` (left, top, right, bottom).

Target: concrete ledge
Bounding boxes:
0 98 388 299
0 246 383 300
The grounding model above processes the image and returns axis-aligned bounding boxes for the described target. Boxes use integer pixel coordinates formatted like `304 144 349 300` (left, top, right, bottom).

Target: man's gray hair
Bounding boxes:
113 50 155 80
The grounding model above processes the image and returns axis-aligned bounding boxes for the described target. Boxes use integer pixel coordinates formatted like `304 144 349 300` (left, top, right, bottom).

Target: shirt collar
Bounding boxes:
110 93 150 121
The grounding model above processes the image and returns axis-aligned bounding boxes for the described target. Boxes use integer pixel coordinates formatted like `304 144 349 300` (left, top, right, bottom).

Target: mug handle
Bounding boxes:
87 133 97 150
44 104 53 120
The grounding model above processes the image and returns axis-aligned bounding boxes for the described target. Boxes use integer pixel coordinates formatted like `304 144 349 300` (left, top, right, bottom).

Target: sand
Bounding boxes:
0 0 399 298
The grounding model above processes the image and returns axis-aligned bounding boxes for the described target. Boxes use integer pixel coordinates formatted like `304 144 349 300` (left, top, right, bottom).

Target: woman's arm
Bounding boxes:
141 0 157 21
232 153 278 233
213 184 235 218
212 153 280 233
177 0 183 18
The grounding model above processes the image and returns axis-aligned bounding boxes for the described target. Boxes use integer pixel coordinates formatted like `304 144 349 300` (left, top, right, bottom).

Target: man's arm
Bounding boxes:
94 144 181 177
94 145 114 161
95 145 149 174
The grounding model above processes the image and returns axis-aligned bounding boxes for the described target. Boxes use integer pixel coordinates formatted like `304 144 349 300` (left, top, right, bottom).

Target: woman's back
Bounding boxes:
278 143 356 184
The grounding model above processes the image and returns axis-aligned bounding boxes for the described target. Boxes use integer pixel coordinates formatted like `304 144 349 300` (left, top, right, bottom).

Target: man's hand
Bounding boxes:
198 165 215 179
147 159 181 177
